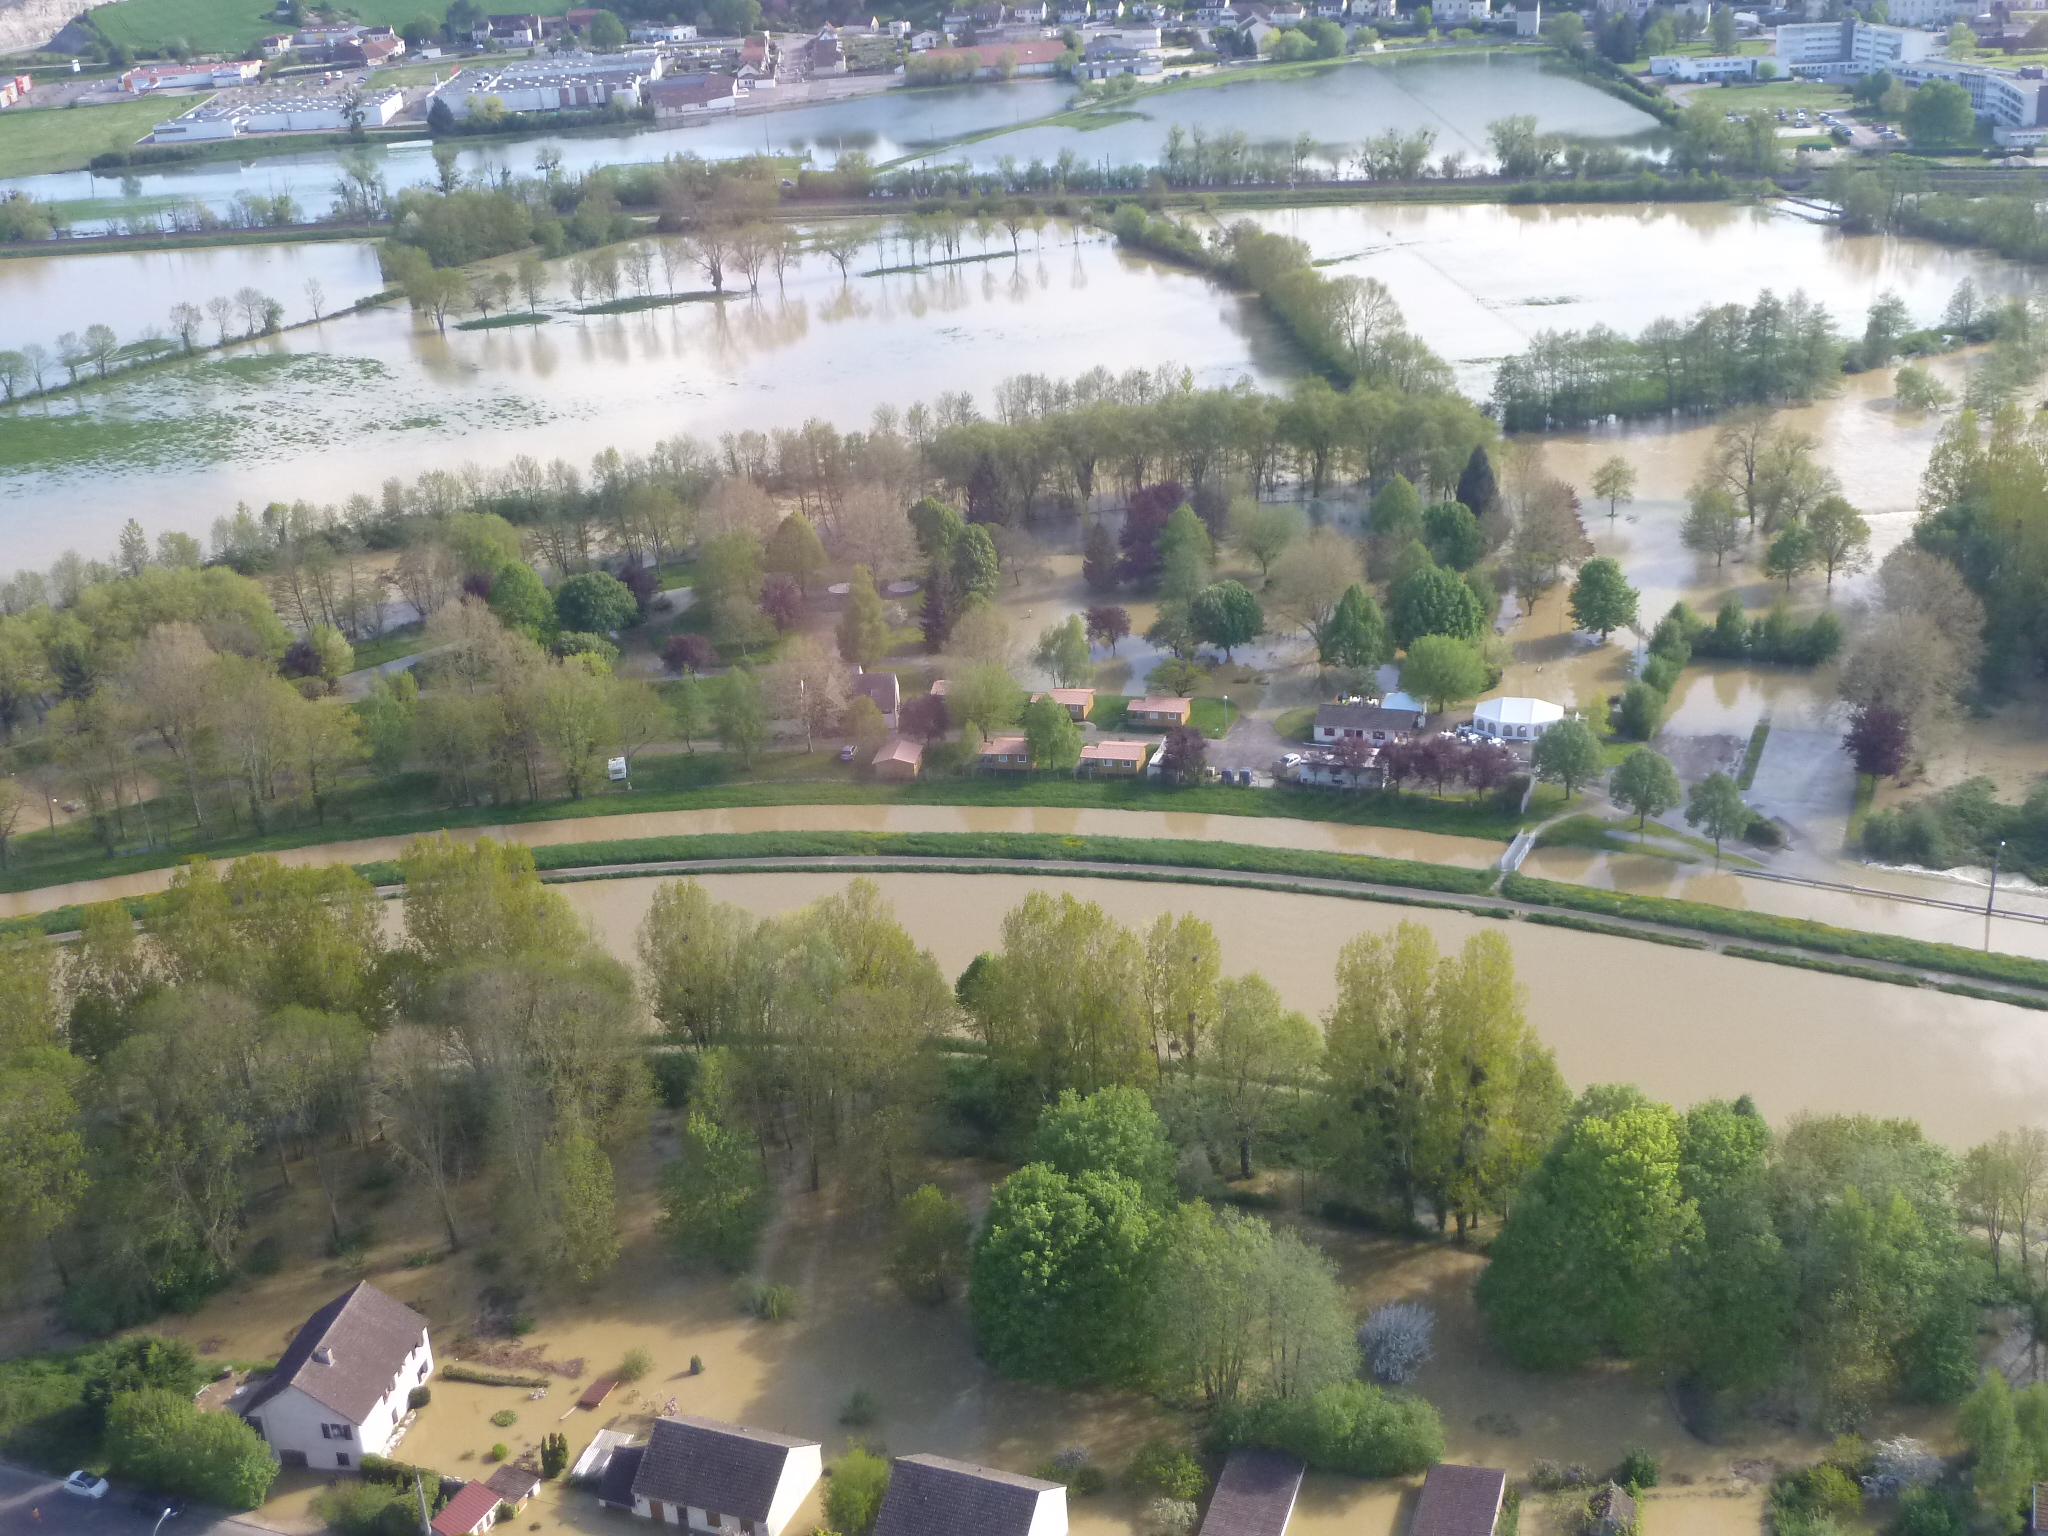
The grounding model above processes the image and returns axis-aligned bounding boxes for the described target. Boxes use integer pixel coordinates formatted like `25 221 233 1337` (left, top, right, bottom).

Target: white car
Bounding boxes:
62 1471 110 1499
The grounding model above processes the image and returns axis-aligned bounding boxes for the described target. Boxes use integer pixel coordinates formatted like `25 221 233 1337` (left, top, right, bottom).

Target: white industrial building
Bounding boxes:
430 50 665 117
1648 52 1758 80
151 85 404 139
1895 57 2048 132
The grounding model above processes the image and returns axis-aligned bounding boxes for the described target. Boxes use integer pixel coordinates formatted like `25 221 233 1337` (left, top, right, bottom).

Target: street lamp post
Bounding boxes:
152 1507 175 1536
1986 838 2006 952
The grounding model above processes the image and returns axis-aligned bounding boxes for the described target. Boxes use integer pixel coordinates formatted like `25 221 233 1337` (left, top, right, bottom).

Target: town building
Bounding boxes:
1313 698 1426 746
1647 52 1756 80
1470 696 1563 741
1126 696 1193 728
0 74 33 108
1433 0 1494 24
153 85 406 139
625 1414 823 1535
912 37 1070 74
1514 0 1541 34
121 60 264 93
980 733 1032 770
645 71 739 116
236 1281 433 1470
1774 17 1939 75
1894 56 2048 134
850 668 902 729
1078 738 1152 776
871 1453 1068 1536
1199 1449 1305 1536
1032 688 1095 720
475 12 542 44
431 52 665 117
1412 1465 1509 1536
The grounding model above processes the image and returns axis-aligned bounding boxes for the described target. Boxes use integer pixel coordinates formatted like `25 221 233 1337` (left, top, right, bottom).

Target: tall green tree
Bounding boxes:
1190 581 1264 661
837 564 890 666
1611 748 1681 832
1568 557 1639 641
1476 1088 1699 1370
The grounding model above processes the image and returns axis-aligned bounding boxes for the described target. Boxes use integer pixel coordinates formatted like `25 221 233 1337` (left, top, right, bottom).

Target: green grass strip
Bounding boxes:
1521 910 1710 949
1722 943 1923 988
1737 719 1771 790
1501 872 2048 993
510 831 1501 896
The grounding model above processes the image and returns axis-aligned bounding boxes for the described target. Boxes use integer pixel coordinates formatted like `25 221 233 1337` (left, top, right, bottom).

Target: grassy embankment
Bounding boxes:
0 96 192 178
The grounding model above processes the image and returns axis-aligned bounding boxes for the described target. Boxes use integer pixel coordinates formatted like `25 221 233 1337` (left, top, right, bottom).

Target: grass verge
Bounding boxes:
1501 872 2048 993
1521 910 1710 948
0 97 188 179
455 311 550 330
1736 718 1771 790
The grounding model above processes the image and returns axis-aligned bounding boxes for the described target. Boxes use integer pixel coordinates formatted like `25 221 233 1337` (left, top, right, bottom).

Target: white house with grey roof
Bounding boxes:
872 1453 1067 1536
627 1415 821 1535
237 1281 432 1470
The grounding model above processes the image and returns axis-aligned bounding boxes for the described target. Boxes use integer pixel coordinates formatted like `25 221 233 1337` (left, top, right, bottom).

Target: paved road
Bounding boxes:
0 1462 278 1536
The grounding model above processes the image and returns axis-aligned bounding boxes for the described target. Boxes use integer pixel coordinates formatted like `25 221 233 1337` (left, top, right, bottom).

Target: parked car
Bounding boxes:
838 745 855 762
63 1472 109 1499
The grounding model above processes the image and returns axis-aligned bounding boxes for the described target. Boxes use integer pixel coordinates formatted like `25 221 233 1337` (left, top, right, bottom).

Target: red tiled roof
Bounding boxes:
431 1481 499 1536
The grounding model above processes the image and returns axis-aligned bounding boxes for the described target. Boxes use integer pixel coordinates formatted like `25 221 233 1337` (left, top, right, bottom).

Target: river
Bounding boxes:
0 52 1655 231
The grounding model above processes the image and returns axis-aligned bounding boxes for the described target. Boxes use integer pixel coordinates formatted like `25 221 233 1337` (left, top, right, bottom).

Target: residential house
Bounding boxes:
850 668 902 729
633 21 701 39
1469 696 1562 741
1312 700 1422 746
1433 0 1492 21
431 1482 502 1536
475 12 542 44
1078 739 1151 777
598 1443 647 1511
1032 688 1094 721
486 1466 542 1512
1126 696 1193 728
1199 1449 1305 1536
1513 0 1540 33
626 1414 823 1536
980 733 1032 771
575 1429 638 1489
1294 747 1379 789
872 1453 1068 1536
646 71 739 115
910 28 943 46
871 737 924 780
811 34 848 70
336 32 406 63
237 1281 433 1471
1013 0 1051 17
1411 1465 1509 1536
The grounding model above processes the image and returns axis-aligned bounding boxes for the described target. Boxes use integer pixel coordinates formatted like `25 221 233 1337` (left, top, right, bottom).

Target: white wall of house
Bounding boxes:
248 1337 432 1469
1027 1487 1070 1536
764 1445 822 1535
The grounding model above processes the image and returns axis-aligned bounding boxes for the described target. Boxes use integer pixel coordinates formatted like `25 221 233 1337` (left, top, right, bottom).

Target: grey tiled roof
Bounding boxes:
240 1281 426 1425
872 1453 1060 1536
1411 1465 1507 1536
598 1444 645 1507
629 1415 817 1521
1198 1449 1304 1536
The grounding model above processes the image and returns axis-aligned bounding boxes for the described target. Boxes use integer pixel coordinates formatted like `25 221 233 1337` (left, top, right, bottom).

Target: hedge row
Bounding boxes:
1501 873 2048 992
506 831 1503 897
437 1364 550 1389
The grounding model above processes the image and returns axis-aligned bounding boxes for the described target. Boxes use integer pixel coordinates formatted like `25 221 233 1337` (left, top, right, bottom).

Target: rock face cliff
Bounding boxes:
0 0 114 57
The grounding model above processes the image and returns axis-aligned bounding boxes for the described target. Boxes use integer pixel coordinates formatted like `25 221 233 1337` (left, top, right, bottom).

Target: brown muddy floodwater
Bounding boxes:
558 871 2048 1146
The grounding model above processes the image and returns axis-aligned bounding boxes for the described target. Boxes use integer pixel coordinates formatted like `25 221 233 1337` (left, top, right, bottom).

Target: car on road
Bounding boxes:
62 1472 109 1499
838 745 856 762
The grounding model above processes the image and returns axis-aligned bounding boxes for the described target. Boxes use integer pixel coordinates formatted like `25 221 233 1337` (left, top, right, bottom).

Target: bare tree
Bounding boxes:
304 277 327 321
169 301 204 350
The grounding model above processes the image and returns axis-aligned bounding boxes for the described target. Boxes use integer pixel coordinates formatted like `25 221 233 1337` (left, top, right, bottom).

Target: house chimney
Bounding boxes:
313 1346 335 1365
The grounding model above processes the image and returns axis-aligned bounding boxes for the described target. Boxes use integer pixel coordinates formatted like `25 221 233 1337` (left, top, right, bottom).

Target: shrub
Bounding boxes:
315 1480 420 1536
1614 1447 1659 1490
1773 1465 1862 1526
489 1442 509 1462
617 1349 653 1383
82 1337 205 1426
1220 1380 1443 1477
1893 1486 1968 1536
689 1355 703 1374
1128 1438 1208 1501
495 1503 517 1524
1146 1497 1199 1535
408 1386 431 1410
554 570 637 633
542 1432 569 1479
509 1314 536 1337
736 1279 799 1321
439 1364 550 1389
1638 654 1682 694
663 632 719 673
105 1387 278 1509
840 1389 879 1427
1532 1461 1599 1492
1357 1301 1435 1386
491 1409 517 1428
827 1443 891 1536
1615 681 1665 740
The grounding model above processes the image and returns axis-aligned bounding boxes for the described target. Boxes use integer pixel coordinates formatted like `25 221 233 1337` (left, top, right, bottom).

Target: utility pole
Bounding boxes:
415 1470 432 1536
1986 839 2006 951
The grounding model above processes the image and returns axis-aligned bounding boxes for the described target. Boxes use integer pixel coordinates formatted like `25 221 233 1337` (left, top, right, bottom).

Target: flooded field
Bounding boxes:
0 228 1288 569
556 871 2048 1145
